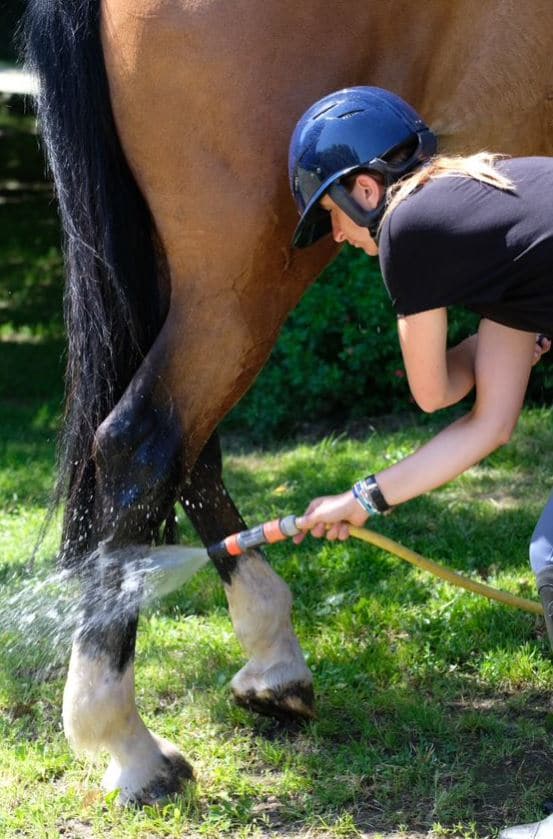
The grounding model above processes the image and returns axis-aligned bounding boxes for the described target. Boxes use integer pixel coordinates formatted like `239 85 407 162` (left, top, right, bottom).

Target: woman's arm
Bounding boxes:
397 308 477 412
378 318 535 504
295 319 536 541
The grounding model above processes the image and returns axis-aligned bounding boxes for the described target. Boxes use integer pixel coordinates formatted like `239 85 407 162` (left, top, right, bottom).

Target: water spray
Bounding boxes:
110 517 303 607
142 515 543 617
1 515 541 668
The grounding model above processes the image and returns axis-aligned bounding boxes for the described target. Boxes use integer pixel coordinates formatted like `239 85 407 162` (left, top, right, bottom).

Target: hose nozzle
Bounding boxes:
207 515 300 562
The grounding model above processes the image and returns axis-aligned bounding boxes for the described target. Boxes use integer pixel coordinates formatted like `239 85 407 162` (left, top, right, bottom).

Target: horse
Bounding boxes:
23 0 553 805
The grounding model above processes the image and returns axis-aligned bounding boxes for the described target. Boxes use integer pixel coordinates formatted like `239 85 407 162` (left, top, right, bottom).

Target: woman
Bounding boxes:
288 86 553 839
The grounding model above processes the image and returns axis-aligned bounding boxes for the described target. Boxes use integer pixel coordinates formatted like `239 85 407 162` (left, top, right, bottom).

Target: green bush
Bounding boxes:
225 245 553 440
3 98 551 440
0 2 26 62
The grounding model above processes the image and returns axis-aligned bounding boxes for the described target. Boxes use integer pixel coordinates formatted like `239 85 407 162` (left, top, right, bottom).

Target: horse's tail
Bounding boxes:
22 0 168 566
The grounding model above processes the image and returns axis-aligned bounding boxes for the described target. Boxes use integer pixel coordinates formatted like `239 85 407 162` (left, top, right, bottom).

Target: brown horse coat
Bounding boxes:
25 0 553 805
101 0 553 467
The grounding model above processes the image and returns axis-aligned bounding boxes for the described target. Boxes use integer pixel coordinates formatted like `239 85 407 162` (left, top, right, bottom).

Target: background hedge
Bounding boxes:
224 248 553 440
3 90 552 444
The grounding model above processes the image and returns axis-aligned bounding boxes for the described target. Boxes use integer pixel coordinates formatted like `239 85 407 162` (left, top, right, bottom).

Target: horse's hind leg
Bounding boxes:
183 435 314 721
62 386 193 804
63 614 193 804
63 401 312 805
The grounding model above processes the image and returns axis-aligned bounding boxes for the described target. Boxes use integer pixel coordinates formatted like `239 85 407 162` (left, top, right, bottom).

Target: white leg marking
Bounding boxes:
226 553 313 715
63 642 191 803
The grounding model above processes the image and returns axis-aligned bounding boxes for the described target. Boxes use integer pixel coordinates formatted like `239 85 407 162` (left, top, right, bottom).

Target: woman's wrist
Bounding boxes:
352 474 392 516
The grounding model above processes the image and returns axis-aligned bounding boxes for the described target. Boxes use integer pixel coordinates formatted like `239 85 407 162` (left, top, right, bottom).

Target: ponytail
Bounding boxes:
379 152 515 231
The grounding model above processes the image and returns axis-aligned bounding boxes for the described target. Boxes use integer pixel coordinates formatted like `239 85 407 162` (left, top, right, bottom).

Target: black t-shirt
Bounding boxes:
379 157 553 333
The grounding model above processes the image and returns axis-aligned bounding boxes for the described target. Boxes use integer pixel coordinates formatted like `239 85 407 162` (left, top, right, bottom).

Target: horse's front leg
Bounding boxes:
183 435 315 720
62 380 193 804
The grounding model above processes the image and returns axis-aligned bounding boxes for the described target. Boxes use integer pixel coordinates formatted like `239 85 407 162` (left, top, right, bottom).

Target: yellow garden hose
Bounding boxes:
349 525 543 616
208 514 543 617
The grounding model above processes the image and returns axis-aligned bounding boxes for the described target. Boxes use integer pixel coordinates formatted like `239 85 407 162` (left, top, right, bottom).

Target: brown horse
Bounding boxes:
24 0 553 805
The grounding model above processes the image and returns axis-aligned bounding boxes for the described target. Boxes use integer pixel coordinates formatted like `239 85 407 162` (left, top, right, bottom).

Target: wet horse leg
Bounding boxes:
62 348 312 804
182 434 314 720
62 377 193 804
92 395 316 723
63 611 193 804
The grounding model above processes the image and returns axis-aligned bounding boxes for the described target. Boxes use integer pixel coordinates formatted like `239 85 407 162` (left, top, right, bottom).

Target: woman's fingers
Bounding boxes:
338 523 350 541
325 523 339 540
325 522 351 541
294 490 365 543
294 520 351 543
311 521 327 539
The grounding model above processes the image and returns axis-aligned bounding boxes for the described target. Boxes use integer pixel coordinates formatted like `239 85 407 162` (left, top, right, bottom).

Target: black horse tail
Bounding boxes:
22 0 169 567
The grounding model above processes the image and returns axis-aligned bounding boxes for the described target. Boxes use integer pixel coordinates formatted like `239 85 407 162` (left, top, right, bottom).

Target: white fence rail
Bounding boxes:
0 63 38 95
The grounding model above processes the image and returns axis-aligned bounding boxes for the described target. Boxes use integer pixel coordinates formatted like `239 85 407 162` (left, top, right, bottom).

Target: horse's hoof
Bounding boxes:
232 675 315 722
233 681 315 721
103 734 194 806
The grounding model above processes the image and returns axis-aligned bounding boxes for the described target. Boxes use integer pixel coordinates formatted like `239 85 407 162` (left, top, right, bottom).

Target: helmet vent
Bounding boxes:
313 103 336 120
339 109 364 119
288 86 437 248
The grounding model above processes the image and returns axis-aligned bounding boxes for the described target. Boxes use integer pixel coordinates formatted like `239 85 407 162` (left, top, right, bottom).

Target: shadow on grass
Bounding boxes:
140 630 553 834
3 94 553 838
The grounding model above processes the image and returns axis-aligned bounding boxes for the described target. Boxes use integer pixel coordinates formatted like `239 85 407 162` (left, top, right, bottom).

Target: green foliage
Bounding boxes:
227 245 553 440
226 249 409 438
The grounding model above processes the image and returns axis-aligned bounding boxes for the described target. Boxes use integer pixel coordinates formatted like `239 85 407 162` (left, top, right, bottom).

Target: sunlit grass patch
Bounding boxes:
479 644 553 690
1 407 553 836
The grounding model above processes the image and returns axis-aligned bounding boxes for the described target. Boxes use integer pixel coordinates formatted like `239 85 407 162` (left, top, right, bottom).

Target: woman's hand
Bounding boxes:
533 334 551 366
293 490 369 544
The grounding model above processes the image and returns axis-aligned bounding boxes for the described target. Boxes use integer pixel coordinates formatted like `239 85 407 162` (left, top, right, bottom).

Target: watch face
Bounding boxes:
363 475 391 513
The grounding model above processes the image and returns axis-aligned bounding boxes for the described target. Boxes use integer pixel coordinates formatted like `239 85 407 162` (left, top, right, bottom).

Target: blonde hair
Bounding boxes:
379 152 515 232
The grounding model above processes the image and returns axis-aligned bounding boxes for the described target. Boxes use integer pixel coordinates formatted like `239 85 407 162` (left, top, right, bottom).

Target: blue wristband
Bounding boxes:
352 480 379 516
352 475 392 516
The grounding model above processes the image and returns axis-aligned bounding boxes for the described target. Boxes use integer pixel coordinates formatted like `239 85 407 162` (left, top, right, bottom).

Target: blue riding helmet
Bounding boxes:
288 86 437 248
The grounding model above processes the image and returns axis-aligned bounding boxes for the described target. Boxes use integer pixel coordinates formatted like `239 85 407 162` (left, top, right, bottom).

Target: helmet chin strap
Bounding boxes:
327 181 387 242
326 130 436 243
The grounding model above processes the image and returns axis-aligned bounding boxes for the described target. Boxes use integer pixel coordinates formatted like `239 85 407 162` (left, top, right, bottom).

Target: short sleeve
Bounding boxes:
377 178 488 317
379 209 453 317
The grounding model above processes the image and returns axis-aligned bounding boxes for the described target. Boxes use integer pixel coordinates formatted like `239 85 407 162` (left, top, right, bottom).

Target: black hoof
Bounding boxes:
125 753 194 807
233 681 316 723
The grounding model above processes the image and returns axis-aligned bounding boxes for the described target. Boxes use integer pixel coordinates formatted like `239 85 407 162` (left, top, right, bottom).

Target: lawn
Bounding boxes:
2 398 553 838
2 96 553 839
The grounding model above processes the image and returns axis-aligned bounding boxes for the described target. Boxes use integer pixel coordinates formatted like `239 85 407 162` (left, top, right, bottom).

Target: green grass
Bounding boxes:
2 96 553 838
1 404 553 838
